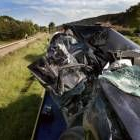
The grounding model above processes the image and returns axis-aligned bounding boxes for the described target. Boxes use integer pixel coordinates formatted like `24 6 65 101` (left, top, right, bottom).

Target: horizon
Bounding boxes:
0 0 139 26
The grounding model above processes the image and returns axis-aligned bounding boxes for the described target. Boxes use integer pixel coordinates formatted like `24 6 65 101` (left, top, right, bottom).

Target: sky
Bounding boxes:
0 0 139 26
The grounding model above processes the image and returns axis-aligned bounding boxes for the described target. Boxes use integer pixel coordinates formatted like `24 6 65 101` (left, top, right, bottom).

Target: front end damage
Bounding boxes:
29 25 140 140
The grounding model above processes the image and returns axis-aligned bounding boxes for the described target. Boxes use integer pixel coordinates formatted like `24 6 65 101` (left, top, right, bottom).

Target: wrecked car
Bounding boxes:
28 24 140 140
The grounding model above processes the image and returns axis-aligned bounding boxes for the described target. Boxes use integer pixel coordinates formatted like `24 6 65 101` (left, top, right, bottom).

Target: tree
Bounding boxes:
48 22 55 33
0 16 41 40
34 24 40 32
125 3 140 28
40 26 48 32
0 16 20 40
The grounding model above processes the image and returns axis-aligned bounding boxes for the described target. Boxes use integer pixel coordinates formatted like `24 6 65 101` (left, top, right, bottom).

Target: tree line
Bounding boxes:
68 2 140 34
0 16 48 41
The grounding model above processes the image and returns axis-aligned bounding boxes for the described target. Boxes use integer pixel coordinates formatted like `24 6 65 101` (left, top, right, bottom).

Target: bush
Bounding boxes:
0 16 47 41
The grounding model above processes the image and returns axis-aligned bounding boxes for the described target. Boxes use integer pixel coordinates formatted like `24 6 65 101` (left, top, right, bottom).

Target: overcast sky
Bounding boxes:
0 0 139 26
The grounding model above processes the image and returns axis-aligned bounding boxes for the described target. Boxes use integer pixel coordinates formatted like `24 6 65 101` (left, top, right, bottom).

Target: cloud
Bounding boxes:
0 0 139 25
28 0 140 24
0 8 12 14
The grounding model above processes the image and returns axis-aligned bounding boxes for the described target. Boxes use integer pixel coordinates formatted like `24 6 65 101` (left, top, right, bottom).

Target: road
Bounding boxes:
0 33 46 57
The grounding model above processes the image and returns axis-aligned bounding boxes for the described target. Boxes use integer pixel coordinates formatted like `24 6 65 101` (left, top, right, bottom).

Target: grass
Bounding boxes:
0 36 48 140
0 40 12 46
0 39 20 47
126 35 140 45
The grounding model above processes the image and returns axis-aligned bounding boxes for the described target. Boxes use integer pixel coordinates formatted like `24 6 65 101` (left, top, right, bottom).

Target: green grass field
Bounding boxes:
0 36 48 140
126 35 140 45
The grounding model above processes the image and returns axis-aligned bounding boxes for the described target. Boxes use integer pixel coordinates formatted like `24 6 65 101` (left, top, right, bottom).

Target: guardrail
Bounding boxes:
0 37 35 49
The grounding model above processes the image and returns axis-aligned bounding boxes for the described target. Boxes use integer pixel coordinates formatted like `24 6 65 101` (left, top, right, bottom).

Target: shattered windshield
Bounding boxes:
100 65 140 97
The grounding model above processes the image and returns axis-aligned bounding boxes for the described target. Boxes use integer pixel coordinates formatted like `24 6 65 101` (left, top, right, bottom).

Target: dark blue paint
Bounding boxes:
35 92 67 140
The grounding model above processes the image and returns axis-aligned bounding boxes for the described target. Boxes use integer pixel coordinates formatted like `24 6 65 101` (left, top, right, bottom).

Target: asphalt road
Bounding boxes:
0 33 46 57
